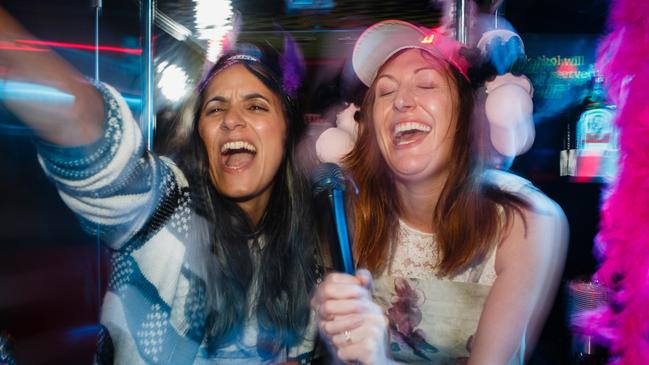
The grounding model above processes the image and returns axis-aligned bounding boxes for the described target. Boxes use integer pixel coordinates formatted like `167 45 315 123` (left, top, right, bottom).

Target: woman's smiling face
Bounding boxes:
371 48 458 185
198 63 287 219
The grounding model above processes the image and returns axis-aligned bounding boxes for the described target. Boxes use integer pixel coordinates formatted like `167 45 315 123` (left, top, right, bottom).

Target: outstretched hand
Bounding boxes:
312 269 392 365
0 6 104 146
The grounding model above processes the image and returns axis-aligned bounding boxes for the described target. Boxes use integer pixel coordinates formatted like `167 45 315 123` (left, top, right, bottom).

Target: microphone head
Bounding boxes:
310 162 346 195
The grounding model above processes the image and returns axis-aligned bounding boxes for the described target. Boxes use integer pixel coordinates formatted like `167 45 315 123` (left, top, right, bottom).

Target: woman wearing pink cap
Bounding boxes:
312 20 568 364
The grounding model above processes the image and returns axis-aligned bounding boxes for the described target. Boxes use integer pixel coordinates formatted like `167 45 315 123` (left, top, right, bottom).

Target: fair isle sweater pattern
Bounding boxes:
36 83 316 364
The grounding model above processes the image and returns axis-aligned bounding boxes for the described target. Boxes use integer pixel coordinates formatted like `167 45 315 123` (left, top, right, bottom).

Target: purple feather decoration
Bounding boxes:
279 34 305 97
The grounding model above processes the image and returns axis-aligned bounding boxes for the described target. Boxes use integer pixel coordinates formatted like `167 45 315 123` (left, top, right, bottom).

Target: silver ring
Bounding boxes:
344 330 352 344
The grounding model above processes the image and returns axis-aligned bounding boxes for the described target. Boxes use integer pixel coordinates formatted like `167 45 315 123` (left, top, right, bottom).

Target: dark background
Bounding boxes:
0 0 611 363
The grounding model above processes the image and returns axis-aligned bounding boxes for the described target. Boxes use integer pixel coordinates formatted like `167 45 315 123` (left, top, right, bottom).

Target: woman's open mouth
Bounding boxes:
220 140 257 171
392 121 432 147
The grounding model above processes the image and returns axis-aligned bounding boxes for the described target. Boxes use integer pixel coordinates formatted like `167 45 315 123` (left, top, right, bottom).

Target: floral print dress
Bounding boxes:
372 171 534 364
372 219 498 365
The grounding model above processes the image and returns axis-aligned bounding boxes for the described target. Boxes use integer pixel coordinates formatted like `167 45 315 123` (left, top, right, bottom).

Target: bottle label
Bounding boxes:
573 107 619 181
576 108 617 154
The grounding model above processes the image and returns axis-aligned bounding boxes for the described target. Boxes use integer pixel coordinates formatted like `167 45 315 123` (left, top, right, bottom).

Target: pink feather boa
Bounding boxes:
578 0 649 363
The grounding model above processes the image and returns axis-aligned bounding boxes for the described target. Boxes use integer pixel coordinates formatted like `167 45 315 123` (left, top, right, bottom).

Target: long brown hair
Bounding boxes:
345 49 528 277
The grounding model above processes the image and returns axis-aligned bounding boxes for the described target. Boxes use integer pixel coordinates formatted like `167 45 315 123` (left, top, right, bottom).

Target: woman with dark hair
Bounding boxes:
1 8 320 364
312 20 568 364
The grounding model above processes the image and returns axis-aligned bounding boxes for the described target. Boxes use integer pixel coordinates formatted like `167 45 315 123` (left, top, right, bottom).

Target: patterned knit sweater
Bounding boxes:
36 84 317 364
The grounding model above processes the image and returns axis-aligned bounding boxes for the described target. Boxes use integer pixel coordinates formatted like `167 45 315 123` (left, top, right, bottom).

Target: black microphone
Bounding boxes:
310 163 355 275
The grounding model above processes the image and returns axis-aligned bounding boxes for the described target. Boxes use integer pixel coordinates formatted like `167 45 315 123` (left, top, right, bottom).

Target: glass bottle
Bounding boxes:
573 74 618 182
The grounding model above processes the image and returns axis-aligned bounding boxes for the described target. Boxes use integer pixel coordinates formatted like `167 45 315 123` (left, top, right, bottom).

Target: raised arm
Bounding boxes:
1 8 186 249
0 6 104 146
468 188 568 364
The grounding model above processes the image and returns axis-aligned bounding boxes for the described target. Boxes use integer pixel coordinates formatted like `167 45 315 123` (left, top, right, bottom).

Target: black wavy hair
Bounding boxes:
166 43 320 357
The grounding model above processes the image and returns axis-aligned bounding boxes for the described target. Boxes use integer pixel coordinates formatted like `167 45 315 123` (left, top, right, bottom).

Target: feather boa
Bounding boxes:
579 0 649 363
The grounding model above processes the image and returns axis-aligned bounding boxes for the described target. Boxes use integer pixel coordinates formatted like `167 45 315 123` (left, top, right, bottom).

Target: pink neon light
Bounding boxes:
15 39 142 55
0 41 48 52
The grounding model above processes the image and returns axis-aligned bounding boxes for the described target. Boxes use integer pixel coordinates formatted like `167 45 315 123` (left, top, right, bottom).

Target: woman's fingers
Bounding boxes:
317 298 389 364
356 268 374 290
318 279 369 301
312 272 372 321
311 271 390 364
322 272 362 288
331 314 390 365
329 313 386 347
319 313 364 337
318 297 374 320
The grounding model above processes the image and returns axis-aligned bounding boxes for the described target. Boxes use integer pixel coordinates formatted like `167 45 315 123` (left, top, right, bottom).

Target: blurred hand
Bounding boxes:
311 269 391 365
0 6 104 146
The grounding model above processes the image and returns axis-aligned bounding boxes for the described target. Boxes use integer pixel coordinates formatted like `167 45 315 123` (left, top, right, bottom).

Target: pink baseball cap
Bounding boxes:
352 20 470 87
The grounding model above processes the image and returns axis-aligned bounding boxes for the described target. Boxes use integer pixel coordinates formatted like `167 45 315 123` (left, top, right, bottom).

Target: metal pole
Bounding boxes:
91 0 103 319
93 0 102 81
142 0 156 150
455 0 468 44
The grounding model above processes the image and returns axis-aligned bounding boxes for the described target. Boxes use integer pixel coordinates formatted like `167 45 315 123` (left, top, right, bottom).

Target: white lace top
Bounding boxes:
388 219 498 285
